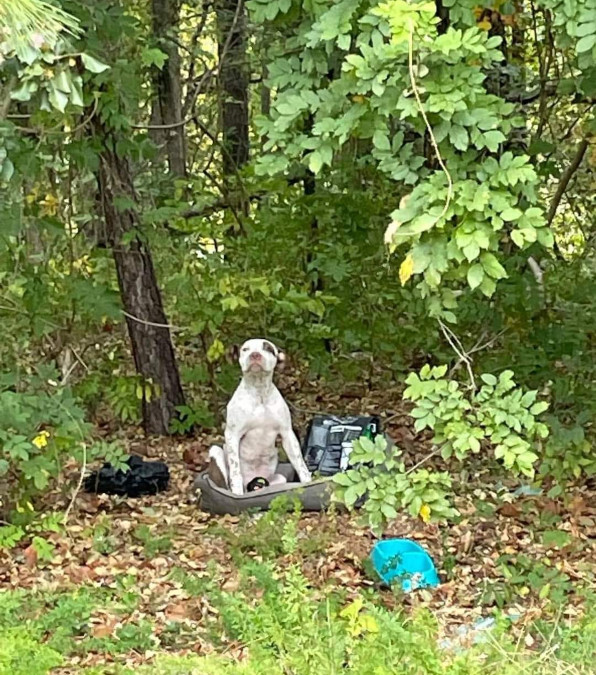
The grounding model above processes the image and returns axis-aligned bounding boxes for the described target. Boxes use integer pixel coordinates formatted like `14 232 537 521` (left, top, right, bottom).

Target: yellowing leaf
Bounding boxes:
32 430 50 449
399 193 410 209
384 220 400 248
478 18 492 30
399 254 414 286
207 338 225 363
340 597 363 620
359 614 379 633
419 503 431 523
351 95 365 104
40 193 59 216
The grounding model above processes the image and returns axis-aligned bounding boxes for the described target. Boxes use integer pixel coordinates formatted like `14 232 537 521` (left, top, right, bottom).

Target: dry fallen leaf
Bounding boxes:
91 615 119 638
23 544 37 569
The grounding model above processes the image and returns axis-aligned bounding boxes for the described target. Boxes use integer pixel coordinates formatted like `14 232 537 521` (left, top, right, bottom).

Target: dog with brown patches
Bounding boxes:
208 338 312 495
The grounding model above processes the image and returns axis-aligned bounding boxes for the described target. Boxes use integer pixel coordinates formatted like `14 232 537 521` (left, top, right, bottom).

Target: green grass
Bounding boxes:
1 562 594 675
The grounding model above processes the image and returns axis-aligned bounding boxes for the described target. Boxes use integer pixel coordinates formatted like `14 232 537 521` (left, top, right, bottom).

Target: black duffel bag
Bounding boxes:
84 455 169 497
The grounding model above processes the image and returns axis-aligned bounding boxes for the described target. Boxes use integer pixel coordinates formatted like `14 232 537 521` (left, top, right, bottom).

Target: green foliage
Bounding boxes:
0 627 62 675
169 403 215 434
208 496 330 562
333 434 456 531
0 0 594 525
539 415 596 489
0 370 89 502
0 562 594 675
404 365 549 477
250 0 551 316
486 554 573 607
105 375 143 425
89 515 118 555
133 524 173 559
0 368 128 510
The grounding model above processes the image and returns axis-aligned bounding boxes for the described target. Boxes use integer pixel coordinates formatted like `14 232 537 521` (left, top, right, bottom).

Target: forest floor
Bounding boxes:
1 373 595 674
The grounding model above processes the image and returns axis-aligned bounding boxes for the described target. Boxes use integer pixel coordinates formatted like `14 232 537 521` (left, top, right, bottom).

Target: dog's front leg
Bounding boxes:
281 429 312 483
224 427 244 495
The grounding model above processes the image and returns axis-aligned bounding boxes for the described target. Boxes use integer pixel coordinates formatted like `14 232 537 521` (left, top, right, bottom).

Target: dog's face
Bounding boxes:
237 338 284 375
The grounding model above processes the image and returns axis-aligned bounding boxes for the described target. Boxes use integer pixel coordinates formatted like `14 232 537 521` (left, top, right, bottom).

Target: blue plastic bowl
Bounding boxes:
371 539 439 591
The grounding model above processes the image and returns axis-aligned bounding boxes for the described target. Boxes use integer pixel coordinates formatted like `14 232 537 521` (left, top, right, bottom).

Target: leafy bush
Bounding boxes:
207 496 330 562
0 627 62 675
0 370 127 512
403 365 549 477
539 415 596 491
0 370 89 506
333 435 456 532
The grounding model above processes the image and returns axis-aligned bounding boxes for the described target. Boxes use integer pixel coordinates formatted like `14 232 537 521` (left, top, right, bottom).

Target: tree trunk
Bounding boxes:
216 0 249 174
151 0 186 177
260 61 270 150
435 0 450 34
95 124 185 434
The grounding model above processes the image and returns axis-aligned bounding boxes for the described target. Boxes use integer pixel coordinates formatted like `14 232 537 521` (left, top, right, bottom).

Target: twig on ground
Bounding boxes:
62 442 86 527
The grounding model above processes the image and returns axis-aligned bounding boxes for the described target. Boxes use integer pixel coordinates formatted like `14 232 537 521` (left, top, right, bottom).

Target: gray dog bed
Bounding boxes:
193 463 333 515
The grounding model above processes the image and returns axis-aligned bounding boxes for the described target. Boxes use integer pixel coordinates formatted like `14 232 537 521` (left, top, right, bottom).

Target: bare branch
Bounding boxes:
438 320 476 390
546 138 590 227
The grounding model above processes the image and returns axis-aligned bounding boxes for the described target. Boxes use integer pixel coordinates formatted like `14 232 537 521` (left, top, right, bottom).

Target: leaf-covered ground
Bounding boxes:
1 376 595 673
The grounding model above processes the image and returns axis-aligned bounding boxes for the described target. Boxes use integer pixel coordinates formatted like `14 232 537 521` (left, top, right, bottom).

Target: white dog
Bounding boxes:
208 338 312 495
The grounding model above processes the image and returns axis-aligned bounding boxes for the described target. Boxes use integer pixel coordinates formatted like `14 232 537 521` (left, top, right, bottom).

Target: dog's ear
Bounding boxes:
276 350 287 371
226 344 240 363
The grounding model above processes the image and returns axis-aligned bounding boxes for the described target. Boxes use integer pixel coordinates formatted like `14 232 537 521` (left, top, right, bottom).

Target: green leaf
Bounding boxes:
479 275 496 297
81 53 110 73
467 264 484 290
48 84 68 112
333 473 353 487
542 530 571 549
481 373 497 386
308 151 323 174
576 21 596 38
501 208 522 222
537 228 554 248
381 503 398 519
1 158 14 182
141 48 168 69
483 130 506 152
344 483 364 508
511 230 525 248
539 583 551 600
528 139 555 155
11 82 34 102
373 130 391 151
449 125 469 151
481 252 507 279
530 402 548 415
53 70 72 93
576 34 596 53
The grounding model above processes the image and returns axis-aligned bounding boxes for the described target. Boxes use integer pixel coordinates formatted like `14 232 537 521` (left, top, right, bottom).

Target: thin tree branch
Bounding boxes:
439 320 476 390
546 138 590 226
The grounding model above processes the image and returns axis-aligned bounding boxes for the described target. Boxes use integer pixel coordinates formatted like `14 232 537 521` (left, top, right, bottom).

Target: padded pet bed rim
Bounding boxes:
197 473 332 499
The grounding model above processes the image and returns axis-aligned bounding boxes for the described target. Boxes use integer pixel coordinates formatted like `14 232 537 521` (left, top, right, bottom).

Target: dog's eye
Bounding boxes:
262 341 276 356
241 347 249 352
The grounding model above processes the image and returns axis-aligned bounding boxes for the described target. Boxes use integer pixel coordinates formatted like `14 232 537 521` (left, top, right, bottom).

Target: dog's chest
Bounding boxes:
242 402 281 435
